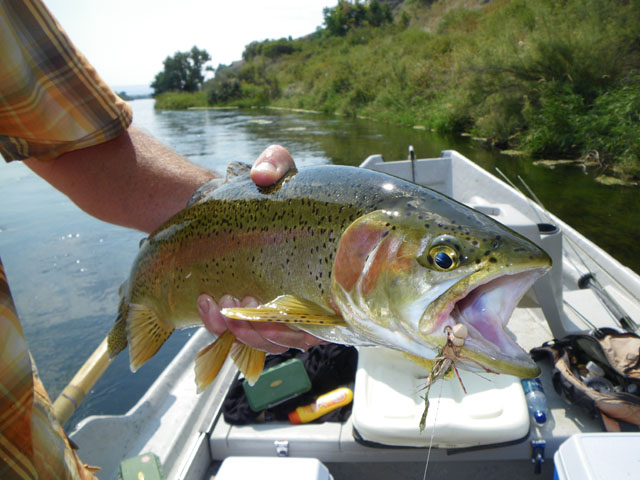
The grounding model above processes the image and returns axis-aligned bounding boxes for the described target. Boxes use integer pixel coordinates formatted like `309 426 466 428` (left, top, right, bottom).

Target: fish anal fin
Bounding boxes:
230 343 266 386
126 303 174 372
194 331 235 393
221 295 346 325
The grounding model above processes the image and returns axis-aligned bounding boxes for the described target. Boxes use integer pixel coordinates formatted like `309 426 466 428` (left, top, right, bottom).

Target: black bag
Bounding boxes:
222 344 357 425
531 328 640 432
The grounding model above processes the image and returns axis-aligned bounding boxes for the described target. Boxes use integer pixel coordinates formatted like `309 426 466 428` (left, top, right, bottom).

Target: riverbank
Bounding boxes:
154 0 640 182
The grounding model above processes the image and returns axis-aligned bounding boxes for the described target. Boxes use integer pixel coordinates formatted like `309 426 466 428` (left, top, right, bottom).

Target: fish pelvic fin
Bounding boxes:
194 331 235 393
194 332 266 392
126 303 174 372
221 295 346 326
230 342 266 386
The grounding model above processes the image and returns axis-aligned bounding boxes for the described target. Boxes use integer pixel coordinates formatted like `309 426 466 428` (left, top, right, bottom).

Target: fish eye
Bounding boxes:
417 244 460 271
431 245 459 271
434 250 454 269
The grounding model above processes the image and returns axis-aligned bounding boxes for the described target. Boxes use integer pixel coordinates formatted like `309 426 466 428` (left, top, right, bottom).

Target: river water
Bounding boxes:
1 98 638 429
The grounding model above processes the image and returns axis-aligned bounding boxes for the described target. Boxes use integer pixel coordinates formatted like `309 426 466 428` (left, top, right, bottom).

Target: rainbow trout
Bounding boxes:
108 164 551 391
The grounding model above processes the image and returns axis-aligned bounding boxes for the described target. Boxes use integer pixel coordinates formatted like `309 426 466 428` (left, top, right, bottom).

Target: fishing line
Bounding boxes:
498 168 604 284
494 168 547 226
496 168 588 277
563 300 598 330
422 378 444 480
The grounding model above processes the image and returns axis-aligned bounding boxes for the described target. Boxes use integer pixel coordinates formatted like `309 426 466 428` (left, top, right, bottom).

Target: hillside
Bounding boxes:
156 0 640 180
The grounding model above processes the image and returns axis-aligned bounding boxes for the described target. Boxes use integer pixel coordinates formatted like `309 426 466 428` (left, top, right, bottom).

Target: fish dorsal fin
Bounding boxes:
230 342 266 386
221 295 346 325
194 331 235 392
225 161 252 181
126 303 174 372
187 162 252 206
187 178 224 206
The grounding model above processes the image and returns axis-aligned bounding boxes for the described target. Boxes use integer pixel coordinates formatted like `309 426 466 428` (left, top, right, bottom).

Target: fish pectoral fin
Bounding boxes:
230 343 266 386
194 331 235 393
221 295 346 325
126 303 174 372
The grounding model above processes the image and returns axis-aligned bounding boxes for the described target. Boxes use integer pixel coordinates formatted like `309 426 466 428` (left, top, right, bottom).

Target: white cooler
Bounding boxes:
216 457 332 480
553 433 640 480
352 346 530 448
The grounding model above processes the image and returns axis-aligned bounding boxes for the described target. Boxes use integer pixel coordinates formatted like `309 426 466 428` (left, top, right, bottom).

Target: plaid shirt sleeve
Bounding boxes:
1 258 99 479
0 0 132 162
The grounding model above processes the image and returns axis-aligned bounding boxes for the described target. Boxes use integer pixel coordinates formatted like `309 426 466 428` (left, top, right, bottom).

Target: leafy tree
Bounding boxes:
206 65 242 104
151 46 212 95
116 91 132 101
323 0 392 36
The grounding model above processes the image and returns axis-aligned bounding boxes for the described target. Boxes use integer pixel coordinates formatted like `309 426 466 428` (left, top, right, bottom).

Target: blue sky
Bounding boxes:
45 0 336 90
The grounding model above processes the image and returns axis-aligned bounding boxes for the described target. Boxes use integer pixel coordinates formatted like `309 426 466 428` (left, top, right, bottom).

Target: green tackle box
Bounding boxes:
118 452 163 480
243 358 312 412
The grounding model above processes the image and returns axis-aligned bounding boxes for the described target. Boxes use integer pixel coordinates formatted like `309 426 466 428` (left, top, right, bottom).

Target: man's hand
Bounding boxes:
249 144 296 186
197 145 325 353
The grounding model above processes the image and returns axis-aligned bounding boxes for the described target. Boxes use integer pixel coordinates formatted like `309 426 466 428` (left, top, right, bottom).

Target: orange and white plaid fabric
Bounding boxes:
0 0 132 162
1 260 97 479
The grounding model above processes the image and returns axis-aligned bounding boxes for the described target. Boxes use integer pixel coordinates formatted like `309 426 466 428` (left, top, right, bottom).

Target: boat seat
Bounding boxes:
351 346 530 448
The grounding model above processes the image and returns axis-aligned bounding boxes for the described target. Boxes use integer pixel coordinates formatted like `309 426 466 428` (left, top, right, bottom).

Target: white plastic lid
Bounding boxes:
554 433 640 480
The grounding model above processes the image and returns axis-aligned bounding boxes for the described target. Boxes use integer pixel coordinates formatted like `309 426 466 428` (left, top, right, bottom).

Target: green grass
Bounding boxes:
154 91 207 110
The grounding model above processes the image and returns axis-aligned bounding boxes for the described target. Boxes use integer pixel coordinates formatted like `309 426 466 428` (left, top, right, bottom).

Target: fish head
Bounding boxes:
331 200 551 378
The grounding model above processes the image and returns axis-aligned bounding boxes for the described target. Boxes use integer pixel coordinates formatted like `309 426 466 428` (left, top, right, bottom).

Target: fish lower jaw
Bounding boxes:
435 268 547 376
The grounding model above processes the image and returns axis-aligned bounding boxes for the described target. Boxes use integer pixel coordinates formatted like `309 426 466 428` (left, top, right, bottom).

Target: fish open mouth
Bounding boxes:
441 268 548 377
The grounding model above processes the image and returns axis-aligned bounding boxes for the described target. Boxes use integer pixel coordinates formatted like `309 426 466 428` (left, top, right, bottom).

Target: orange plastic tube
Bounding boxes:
288 387 354 424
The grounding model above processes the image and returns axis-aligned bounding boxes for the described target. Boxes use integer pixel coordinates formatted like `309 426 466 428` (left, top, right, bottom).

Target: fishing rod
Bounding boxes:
496 167 638 333
516 175 638 333
408 145 416 183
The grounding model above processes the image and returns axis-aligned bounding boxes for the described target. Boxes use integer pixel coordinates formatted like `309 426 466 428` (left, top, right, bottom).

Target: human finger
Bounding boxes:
250 145 295 186
198 294 227 336
217 295 289 354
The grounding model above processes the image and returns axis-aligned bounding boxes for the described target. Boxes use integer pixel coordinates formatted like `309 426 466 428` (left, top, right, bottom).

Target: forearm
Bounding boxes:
24 126 215 233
